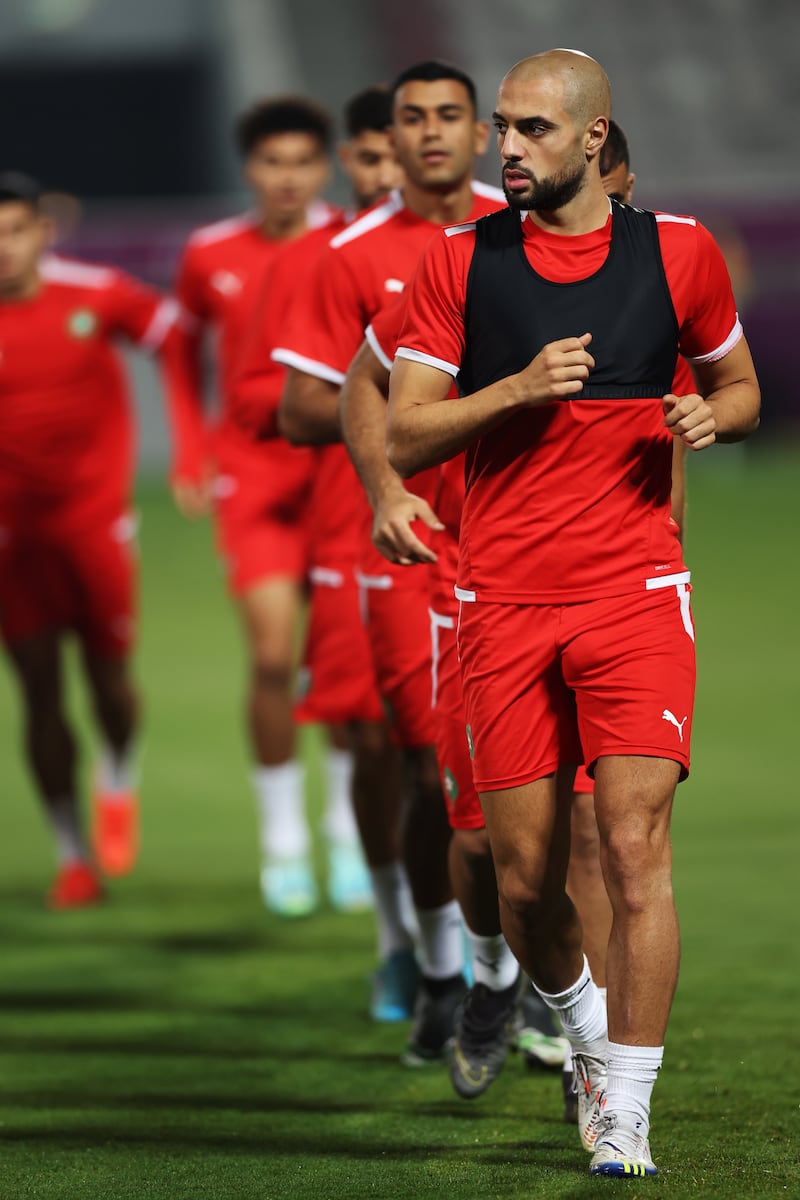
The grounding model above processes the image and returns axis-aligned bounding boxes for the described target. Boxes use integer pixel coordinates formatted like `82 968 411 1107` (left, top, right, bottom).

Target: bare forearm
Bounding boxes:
387 374 521 477
340 372 401 508
277 368 341 446
707 380 760 442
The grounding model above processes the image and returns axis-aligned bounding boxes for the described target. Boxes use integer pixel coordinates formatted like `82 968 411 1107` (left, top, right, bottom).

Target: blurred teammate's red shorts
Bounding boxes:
358 572 435 748
294 565 384 726
430 607 484 830
213 435 313 596
0 511 137 656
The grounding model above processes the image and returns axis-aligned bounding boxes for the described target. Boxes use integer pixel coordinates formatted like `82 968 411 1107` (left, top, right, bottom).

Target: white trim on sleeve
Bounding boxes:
140 298 179 351
270 348 346 386
687 317 743 365
365 323 393 371
395 346 460 378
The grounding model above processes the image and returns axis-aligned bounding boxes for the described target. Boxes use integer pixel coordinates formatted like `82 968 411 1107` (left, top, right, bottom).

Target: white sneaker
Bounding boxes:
589 1111 657 1177
573 1051 608 1151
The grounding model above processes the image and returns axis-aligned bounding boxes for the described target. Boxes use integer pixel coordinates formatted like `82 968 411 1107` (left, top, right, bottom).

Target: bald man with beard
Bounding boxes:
386 49 760 1178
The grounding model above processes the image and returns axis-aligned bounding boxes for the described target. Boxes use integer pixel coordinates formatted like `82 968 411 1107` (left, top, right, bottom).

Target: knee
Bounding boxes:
250 648 293 690
601 820 673 912
452 826 493 873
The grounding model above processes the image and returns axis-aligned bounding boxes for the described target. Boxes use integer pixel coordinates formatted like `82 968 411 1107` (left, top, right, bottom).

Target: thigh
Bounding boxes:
563 584 696 780
457 600 581 792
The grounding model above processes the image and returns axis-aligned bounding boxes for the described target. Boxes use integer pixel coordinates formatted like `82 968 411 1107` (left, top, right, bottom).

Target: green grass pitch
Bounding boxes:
0 445 797 1199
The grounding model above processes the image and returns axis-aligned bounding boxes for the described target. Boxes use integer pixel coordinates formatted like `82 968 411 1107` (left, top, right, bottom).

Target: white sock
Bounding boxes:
535 956 607 1059
416 899 464 980
96 742 138 797
468 931 519 991
322 748 358 844
253 761 309 860
48 797 88 865
369 862 416 957
605 1041 663 1133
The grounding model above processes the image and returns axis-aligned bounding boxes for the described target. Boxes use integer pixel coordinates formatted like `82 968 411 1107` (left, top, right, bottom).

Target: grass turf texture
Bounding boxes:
0 445 797 1199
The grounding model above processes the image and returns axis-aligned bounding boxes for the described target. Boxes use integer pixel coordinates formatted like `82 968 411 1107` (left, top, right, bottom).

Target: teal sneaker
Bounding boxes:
260 857 318 917
370 947 419 1022
327 840 373 913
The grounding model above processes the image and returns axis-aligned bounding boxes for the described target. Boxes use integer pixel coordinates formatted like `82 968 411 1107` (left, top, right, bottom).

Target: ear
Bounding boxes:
586 116 608 162
473 118 490 157
625 172 636 203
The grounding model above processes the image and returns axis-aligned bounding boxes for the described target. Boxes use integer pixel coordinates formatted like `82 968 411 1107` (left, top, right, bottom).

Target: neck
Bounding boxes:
524 181 611 237
0 267 41 301
258 210 309 241
401 175 476 226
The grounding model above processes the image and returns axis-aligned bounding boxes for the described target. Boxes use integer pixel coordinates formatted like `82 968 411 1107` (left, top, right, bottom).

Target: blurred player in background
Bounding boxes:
169 98 337 916
275 61 505 1064
0 172 183 907
231 87 408 926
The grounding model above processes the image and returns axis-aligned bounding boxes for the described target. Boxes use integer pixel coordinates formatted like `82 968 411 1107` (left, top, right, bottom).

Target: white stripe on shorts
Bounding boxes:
428 608 455 709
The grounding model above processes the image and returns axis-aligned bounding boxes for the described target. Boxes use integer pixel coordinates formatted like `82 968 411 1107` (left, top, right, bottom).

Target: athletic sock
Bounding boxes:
252 761 309 860
467 930 520 991
604 1041 663 1133
48 796 89 865
369 861 416 958
322 748 358 845
96 742 138 797
416 899 464 980
535 955 607 1059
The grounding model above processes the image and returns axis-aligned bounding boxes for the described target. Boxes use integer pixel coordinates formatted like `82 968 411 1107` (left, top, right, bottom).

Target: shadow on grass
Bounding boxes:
0 1122 580 1174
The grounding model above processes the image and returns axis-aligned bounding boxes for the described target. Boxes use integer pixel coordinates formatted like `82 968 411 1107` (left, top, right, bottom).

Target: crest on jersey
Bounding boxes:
443 768 459 806
67 308 98 339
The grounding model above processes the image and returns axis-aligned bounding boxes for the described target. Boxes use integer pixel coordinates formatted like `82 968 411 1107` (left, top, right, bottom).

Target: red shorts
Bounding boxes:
0 511 137 656
214 437 313 597
294 565 385 726
457 581 696 792
357 571 435 748
430 607 484 830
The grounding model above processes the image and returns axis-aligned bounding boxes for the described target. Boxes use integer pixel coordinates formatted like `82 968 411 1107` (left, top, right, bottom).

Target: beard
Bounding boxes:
503 158 587 212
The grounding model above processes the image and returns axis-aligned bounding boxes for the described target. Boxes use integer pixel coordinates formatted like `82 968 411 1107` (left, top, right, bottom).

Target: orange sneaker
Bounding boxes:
47 861 104 910
92 792 140 877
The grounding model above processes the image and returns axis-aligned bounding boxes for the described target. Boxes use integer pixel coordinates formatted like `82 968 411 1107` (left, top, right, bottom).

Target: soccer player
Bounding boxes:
386 49 759 1177
232 89 414 949
0 172 183 906
170 97 336 916
274 61 506 1063
343 298 570 1096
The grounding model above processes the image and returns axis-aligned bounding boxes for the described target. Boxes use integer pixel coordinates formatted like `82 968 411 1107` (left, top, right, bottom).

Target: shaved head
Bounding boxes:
503 49 611 131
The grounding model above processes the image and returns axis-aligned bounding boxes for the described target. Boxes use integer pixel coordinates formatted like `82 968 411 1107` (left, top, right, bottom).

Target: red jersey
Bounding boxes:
272 183 506 583
0 255 178 527
171 203 334 483
397 208 741 603
231 215 348 441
